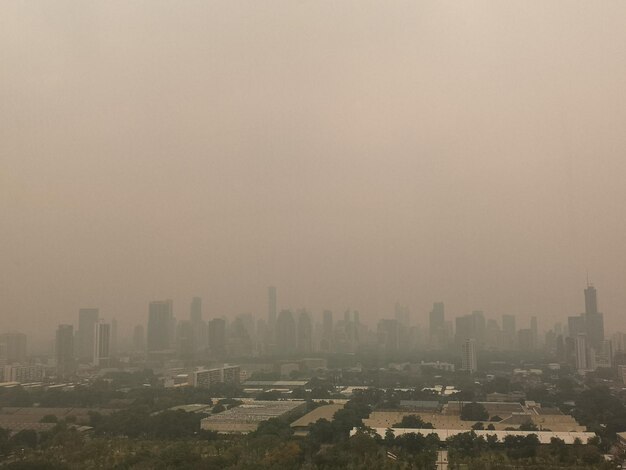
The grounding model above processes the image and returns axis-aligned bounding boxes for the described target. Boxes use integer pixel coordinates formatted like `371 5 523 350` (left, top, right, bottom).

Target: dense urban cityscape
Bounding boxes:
0 283 624 468
5 1 626 468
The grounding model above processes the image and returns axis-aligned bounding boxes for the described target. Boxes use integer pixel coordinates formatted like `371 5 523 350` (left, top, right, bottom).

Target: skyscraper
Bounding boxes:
55 325 75 377
461 338 477 373
377 319 399 354
190 297 207 354
575 334 588 373
78 308 99 362
501 314 516 350
530 316 538 350
276 310 296 355
429 302 446 348
321 310 333 353
208 318 226 357
190 297 202 323
0 332 27 364
583 285 605 351
268 287 277 327
147 300 174 352
297 310 313 354
93 321 111 367
132 324 145 351
585 285 598 315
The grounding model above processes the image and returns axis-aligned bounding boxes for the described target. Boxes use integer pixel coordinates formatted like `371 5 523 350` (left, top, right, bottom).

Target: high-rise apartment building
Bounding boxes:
297 310 313 354
268 287 277 327
501 314 516 349
190 297 202 323
321 310 333 352
0 332 27 364
208 318 226 357
132 324 145 351
377 319 399 354
429 302 446 348
276 310 296 355
583 284 605 350
147 300 174 352
93 321 111 367
55 324 75 377
78 308 99 362
461 338 477 373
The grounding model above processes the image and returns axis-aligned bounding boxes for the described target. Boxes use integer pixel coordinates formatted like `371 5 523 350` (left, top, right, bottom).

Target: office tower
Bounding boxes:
377 319 399 354
394 303 410 327
455 311 486 349
575 334 588 373
502 314 516 349
110 318 118 357
583 284 604 350
229 316 253 357
275 310 296 355
93 321 111 367
597 340 613 368
190 297 202 323
0 332 27 364
568 315 586 337
530 316 538 349
77 308 99 362
585 284 598 315
471 311 486 347
268 287 277 327
147 300 174 352
429 302 446 348
353 310 361 345
256 318 268 355
611 332 626 354
297 310 313 354
190 297 207 354
132 325 145 351
461 338 477 373
208 318 226 357
176 320 195 358
518 329 533 351
55 325 75 377
485 319 501 350
321 310 333 352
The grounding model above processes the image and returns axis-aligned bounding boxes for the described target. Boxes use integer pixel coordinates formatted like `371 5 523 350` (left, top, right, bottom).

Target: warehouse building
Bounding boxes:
201 400 306 433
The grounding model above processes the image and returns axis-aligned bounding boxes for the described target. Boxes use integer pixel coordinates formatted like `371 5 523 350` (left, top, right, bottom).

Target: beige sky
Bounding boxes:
2 1 626 343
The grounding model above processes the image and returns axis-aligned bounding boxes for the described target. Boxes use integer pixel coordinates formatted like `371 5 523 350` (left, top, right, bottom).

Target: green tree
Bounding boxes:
460 402 488 421
392 414 434 429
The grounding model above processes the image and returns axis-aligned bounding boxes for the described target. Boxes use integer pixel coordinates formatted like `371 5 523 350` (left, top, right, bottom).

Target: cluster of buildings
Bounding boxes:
2 283 625 385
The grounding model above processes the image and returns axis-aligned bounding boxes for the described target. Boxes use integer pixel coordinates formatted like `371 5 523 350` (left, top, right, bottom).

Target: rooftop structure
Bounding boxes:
201 400 306 434
290 404 344 436
356 428 596 445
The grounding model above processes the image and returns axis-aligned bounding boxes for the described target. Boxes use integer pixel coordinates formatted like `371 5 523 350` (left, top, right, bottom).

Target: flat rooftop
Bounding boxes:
358 428 596 445
201 400 307 433
291 404 344 428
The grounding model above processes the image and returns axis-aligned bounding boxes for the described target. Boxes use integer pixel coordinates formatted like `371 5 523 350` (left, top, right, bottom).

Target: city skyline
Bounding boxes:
3 1 626 344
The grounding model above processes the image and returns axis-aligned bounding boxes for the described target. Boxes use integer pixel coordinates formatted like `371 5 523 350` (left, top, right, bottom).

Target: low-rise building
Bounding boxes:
201 400 306 433
189 365 240 388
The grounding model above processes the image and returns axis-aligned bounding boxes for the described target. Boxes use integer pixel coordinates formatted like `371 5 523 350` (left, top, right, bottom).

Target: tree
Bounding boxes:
471 422 484 430
392 414 434 429
460 402 488 421
519 421 538 431
212 403 226 414
253 418 293 439
40 415 58 423
10 430 38 448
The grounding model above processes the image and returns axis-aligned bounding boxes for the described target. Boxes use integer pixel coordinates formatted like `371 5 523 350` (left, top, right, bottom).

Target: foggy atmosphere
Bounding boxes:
2 1 626 469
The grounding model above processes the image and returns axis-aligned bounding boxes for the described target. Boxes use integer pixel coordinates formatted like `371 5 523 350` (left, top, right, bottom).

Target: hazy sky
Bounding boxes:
2 1 626 344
